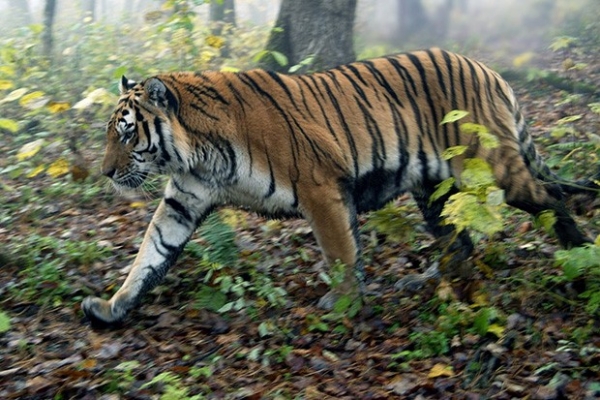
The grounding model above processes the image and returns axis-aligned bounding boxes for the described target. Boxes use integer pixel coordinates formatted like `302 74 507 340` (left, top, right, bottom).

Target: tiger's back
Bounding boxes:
82 48 595 326
160 49 527 214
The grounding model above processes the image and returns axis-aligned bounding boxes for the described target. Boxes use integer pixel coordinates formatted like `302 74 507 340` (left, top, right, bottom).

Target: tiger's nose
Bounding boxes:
102 167 116 179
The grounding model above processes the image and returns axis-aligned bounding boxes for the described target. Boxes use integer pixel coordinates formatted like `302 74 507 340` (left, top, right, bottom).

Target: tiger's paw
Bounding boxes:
317 290 338 310
394 262 441 293
81 296 124 329
317 287 362 311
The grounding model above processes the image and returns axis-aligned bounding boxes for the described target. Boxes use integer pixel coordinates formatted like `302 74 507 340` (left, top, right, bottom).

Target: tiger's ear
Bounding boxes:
144 78 167 103
119 75 136 94
144 77 179 114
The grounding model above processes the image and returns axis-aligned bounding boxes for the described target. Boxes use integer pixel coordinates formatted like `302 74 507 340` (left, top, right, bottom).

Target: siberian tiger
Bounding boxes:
82 48 598 326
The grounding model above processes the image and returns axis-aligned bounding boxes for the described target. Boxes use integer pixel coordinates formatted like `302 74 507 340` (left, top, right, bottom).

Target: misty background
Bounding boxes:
0 0 595 62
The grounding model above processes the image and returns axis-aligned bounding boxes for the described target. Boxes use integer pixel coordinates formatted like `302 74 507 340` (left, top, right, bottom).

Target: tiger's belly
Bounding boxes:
352 152 451 213
179 149 450 218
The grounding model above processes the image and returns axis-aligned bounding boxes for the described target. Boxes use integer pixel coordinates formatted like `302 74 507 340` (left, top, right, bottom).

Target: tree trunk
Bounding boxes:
396 0 428 40
261 0 357 73
42 0 57 60
209 0 236 58
82 0 96 21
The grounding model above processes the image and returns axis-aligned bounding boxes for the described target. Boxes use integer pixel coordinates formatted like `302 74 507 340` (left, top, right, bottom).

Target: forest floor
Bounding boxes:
1 49 600 400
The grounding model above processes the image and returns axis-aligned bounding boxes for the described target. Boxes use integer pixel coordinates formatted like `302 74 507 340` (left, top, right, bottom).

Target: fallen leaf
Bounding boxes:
47 101 70 113
26 164 46 178
26 376 53 393
428 363 455 378
386 374 419 395
94 342 122 359
16 139 44 161
1 87 28 103
487 323 505 337
47 158 70 178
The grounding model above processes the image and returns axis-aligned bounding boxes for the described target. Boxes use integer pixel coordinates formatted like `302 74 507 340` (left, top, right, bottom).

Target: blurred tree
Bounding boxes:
210 0 236 58
261 0 357 73
394 0 465 44
210 0 236 30
397 0 428 39
82 0 95 21
42 0 57 60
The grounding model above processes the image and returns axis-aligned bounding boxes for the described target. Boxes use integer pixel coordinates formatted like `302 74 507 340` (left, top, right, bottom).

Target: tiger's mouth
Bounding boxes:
112 170 149 190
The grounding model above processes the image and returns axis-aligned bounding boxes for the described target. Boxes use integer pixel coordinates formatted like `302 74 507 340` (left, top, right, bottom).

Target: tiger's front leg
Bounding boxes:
82 179 212 326
299 183 364 309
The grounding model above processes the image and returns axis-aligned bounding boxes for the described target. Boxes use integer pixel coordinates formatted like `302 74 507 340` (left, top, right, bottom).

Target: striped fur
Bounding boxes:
82 48 596 326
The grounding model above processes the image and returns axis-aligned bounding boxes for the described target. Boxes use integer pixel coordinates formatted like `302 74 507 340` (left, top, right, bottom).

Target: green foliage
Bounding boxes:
317 260 363 331
440 110 469 124
0 311 10 333
197 212 238 266
434 112 507 237
554 244 600 314
289 55 316 73
393 330 450 361
191 212 287 314
549 36 578 52
141 371 205 400
440 175 505 238
103 361 140 394
545 107 600 180
3 232 109 306
253 49 288 67
363 203 418 242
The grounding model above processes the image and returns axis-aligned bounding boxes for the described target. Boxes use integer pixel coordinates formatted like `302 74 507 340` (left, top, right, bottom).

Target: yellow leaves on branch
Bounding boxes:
205 35 225 49
440 110 469 125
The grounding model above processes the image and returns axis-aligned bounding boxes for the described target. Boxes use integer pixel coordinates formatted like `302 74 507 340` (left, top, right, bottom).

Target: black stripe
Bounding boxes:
406 53 439 127
265 154 276 198
362 60 403 106
165 197 193 223
356 99 385 169
338 66 373 108
425 49 448 96
191 73 230 105
153 116 171 163
189 102 221 121
266 71 304 115
390 104 410 187
297 76 342 145
318 76 360 177
386 56 418 98
227 80 250 112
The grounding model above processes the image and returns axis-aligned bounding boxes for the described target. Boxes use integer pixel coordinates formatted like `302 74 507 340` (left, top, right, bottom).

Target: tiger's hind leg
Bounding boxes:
396 184 474 291
503 180 590 248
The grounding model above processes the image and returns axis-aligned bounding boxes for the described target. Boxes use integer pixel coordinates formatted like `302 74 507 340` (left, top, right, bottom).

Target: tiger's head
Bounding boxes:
101 75 182 190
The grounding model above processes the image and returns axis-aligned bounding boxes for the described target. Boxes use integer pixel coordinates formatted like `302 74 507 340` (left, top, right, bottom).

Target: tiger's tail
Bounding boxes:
515 107 600 198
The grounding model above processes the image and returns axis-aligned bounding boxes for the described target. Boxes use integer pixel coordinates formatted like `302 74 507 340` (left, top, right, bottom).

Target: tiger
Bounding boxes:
82 48 599 326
